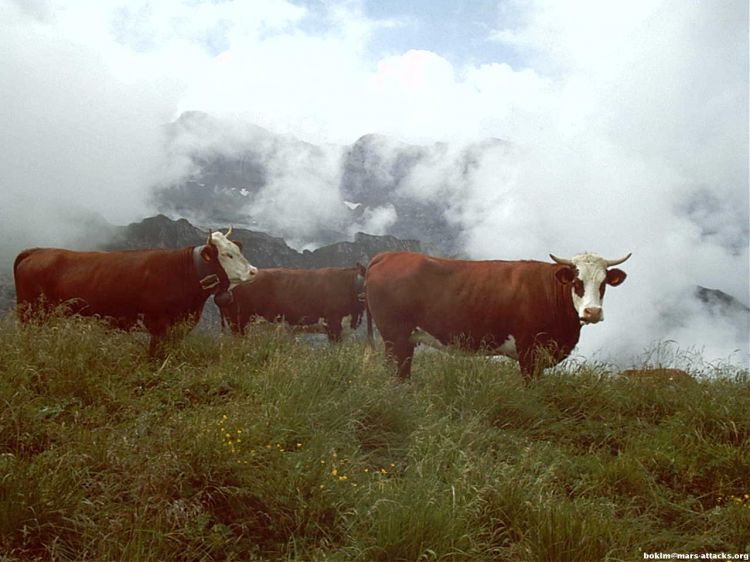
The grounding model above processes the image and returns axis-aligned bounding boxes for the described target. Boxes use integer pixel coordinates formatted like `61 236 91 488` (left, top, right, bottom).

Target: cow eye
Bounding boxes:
224 253 234 259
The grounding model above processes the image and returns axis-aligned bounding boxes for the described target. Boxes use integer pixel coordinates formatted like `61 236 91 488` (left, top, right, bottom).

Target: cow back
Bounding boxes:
224 266 363 328
14 247 204 326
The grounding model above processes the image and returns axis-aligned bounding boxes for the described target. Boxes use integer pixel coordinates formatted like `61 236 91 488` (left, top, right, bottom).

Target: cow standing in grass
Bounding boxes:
365 251 631 380
14 228 257 355
219 264 366 342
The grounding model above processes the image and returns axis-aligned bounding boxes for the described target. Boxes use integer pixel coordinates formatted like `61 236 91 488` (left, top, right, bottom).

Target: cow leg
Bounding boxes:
148 331 166 358
16 294 52 323
325 316 343 342
518 342 560 383
16 301 35 323
381 332 415 379
364 302 374 350
234 310 248 336
518 353 537 384
145 315 173 358
395 339 415 379
518 341 547 383
229 312 245 336
350 309 363 329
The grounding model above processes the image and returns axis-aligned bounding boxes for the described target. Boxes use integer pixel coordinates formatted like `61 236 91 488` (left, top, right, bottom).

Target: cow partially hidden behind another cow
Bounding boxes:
219 264 367 342
365 251 631 381
14 228 257 356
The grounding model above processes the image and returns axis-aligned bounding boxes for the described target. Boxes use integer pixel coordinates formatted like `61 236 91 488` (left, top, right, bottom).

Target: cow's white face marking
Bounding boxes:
569 253 608 324
210 231 258 288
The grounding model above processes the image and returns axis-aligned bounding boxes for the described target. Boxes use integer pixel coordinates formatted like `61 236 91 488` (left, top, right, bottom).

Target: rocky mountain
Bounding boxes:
151 112 509 255
696 286 750 315
102 214 422 269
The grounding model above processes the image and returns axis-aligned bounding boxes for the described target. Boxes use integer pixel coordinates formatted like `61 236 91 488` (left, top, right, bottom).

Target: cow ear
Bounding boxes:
233 240 243 251
555 266 576 284
200 245 213 263
606 268 627 286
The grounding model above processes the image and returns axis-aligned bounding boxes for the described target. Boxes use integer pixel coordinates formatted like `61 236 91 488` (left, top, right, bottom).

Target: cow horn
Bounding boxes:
549 254 574 266
605 253 632 267
225 225 233 237
206 229 213 245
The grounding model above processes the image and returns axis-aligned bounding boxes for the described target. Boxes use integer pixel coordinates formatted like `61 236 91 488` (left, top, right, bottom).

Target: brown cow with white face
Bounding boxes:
219 264 367 342
365 251 630 380
14 228 257 355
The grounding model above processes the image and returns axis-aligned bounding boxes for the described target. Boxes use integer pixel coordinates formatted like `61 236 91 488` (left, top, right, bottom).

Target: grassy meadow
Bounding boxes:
1 313 749 561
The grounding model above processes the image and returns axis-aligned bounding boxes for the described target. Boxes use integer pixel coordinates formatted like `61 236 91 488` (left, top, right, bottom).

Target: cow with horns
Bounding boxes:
364 251 631 380
13 227 257 355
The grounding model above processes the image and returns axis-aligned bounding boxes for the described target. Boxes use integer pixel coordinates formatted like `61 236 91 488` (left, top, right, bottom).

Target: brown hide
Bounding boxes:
14 245 227 355
365 252 583 380
220 265 366 342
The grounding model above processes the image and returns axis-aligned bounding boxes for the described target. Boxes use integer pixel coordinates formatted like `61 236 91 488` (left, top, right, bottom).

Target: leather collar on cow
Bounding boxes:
192 245 234 305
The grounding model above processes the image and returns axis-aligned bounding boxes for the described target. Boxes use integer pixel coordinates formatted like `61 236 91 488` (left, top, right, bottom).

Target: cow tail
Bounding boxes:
219 304 228 333
365 292 373 347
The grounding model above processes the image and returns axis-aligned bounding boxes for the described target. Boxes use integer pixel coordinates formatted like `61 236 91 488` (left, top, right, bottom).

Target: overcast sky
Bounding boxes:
1 0 748 367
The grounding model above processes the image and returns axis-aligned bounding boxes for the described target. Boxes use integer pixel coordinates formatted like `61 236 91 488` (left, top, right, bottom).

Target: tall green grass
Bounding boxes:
1 313 748 560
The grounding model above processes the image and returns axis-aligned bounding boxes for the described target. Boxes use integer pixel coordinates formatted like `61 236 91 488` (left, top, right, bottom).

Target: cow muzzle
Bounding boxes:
232 265 258 286
580 307 603 324
244 265 259 283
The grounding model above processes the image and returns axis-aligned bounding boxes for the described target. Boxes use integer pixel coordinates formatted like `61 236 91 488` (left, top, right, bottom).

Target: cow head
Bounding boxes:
201 227 258 289
550 252 631 325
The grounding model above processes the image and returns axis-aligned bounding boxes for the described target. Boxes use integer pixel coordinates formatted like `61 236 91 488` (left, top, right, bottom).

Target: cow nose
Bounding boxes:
582 307 603 324
247 265 259 281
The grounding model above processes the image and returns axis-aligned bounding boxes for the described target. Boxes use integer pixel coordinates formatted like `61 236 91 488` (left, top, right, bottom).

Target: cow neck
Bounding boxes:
549 266 582 334
192 245 229 295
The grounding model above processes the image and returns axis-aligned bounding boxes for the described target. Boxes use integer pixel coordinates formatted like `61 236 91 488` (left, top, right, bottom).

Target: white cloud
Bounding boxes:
349 204 398 237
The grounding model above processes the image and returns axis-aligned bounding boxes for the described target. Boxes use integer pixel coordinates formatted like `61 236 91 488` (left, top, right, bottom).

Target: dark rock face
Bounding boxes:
301 232 422 269
102 216 203 251
695 286 750 314
101 214 421 269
